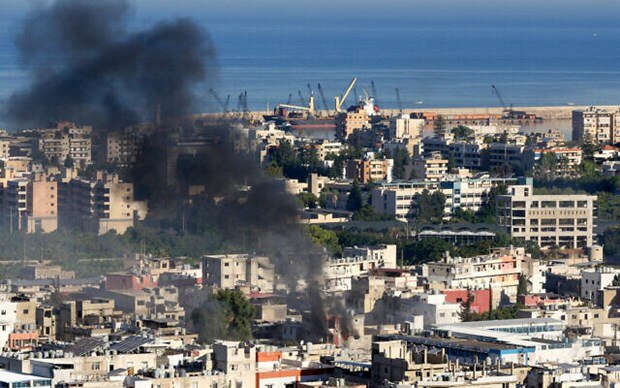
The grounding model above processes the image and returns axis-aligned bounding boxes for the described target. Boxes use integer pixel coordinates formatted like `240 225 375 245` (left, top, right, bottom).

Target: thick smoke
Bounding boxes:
4 0 215 129
7 0 352 342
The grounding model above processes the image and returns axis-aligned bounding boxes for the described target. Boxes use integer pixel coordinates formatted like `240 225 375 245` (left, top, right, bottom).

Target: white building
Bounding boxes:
425 247 525 301
402 292 461 328
390 113 425 139
371 174 515 219
324 244 397 292
581 267 620 306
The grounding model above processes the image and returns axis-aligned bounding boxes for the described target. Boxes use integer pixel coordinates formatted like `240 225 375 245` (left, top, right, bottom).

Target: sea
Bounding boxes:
2 9 620 132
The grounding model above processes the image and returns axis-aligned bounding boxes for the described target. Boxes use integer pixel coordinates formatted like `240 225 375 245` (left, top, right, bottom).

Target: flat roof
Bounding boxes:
438 317 562 329
0 370 50 383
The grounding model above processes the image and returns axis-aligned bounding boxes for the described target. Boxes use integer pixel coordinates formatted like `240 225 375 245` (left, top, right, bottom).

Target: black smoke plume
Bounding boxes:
7 0 353 342
4 0 215 129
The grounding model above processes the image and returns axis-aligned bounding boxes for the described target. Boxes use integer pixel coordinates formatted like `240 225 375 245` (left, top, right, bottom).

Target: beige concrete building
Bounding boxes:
390 113 425 139
572 106 620 144
37 121 92 167
533 147 583 177
336 107 370 139
371 339 449 385
25 174 58 233
202 254 275 293
346 158 392 183
412 152 448 181
212 341 256 388
498 183 596 249
59 172 145 235
104 128 142 167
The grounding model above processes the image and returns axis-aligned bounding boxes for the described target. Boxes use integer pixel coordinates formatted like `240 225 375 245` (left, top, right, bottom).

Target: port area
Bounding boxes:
228 105 609 122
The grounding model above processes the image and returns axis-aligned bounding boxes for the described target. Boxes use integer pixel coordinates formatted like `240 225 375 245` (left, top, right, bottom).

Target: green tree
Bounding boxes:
297 192 319 209
581 141 597 159
416 189 446 222
475 183 507 223
518 274 529 295
451 125 474 140
390 148 410 180
352 204 394 222
458 289 475 322
433 115 446 136
579 160 598 179
346 180 363 212
211 289 254 341
307 225 342 255
535 152 559 181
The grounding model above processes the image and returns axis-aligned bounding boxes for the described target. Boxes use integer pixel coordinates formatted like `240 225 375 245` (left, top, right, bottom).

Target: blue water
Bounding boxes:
3 10 620 126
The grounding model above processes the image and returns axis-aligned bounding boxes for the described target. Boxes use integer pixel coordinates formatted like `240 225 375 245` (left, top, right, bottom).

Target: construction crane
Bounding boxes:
371 81 378 104
277 97 315 116
335 78 357 113
491 84 512 113
297 90 306 106
208 89 230 114
395 88 403 112
317 83 331 116
237 90 249 118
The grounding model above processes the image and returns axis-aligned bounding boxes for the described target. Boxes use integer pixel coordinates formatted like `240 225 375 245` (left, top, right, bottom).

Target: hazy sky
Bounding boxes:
3 0 620 26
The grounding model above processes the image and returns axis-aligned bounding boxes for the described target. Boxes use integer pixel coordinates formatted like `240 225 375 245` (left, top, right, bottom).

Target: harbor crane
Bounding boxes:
395 88 403 112
317 83 331 116
208 89 230 114
335 78 357 113
491 84 528 119
277 95 315 116
297 90 306 106
237 90 249 118
286 93 293 105
491 84 513 113
371 81 379 104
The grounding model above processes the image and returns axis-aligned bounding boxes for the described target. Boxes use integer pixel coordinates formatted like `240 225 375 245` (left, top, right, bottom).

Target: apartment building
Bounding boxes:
572 106 620 144
325 244 397 291
36 121 92 167
104 128 142 167
315 140 343 160
425 247 525 301
336 106 370 139
412 152 448 181
202 254 275 293
533 147 583 176
497 183 596 249
390 113 425 139
487 143 532 172
59 172 145 235
25 174 58 233
371 339 449 385
346 158 392 183
581 267 620 307
371 174 515 219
